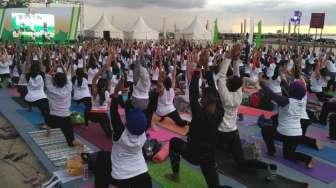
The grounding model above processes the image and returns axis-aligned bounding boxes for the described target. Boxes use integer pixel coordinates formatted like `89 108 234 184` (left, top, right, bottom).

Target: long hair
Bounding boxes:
73 68 86 87
29 63 40 79
163 77 172 91
97 78 108 106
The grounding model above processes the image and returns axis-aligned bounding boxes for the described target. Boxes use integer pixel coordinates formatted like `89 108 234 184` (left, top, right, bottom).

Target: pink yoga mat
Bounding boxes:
74 123 112 151
147 127 181 142
8 88 20 97
238 105 275 119
306 129 329 142
153 142 170 163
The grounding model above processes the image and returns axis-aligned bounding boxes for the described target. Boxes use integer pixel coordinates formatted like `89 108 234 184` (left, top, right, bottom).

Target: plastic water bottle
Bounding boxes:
83 164 89 181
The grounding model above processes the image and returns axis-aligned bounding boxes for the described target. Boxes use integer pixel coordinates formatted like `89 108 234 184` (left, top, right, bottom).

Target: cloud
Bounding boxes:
86 0 207 9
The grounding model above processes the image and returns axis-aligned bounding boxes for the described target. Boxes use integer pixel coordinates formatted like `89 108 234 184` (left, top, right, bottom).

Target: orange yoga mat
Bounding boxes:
152 114 189 136
238 105 275 119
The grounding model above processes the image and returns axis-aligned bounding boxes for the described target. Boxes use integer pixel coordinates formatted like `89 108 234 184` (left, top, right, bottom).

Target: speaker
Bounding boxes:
103 31 110 40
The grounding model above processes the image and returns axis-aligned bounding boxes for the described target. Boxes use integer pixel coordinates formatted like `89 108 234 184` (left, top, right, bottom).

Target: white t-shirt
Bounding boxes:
310 73 325 93
267 77 282 94
0 55 10 74
25 75 47 102
327 60 336 73
111 130 147 180
152 67 160 81
87 68 99 85
181 60 187 71
156 88 176 116
73 78 91 100
277 98 305 136
127 70 134 83
92 91 110 111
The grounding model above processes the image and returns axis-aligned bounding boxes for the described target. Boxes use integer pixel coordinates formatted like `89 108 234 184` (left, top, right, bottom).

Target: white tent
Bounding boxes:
124 17 159 40
177 17 211 40
88 14 123 39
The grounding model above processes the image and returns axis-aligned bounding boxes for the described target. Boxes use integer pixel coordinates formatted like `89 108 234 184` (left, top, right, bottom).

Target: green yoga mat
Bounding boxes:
148 161 207 188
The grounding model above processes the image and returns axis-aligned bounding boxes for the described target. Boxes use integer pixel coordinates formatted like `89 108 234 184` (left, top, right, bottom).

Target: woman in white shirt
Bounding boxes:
45 62 81 147
310 62 332 102
25 62 50 125
326 56 336 92
93 78 151 188
0 48 11 87
87 67 112 137
87 58 99 88
72 68 92 127
156 62 187 127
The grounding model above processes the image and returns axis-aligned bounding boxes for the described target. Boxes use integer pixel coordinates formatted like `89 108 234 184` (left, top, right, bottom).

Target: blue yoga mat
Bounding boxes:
17 109 44 125
17 102 86 125
297 145 336 165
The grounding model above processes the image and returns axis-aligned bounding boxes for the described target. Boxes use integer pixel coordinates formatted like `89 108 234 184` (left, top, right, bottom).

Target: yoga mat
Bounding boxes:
305 129 329 142
238 105 275 119
260 143 336 183
12 97 29 108
8 88 20 97
17 109 44 125
297 146 336 165
216 151 308 188
153 142 170 163
152 114 189 136
148 161 207 188
74 123 112 151
243 87 258 94
236 115 258 126
147 127 181 142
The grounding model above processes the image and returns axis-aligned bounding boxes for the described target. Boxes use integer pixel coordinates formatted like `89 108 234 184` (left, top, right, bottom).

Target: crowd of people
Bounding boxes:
0 39 335 188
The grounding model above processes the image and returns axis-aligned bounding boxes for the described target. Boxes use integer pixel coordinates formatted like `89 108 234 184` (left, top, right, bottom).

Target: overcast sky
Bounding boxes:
84 0 336 33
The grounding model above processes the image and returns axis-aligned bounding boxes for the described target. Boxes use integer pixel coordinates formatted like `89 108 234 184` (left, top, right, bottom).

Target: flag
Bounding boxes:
248 17 254 44
255 21 262 48
212 19 220 44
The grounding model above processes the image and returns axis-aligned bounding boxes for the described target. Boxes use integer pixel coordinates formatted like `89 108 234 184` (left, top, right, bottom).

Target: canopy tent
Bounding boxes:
124 17 159 40
177 17 211 41
87 14 123 39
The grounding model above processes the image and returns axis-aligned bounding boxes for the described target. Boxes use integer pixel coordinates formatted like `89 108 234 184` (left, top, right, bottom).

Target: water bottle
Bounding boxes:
83 164 89 181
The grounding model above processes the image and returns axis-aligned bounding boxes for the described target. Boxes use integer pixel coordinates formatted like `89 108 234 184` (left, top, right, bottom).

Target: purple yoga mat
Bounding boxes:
260 143 336 183
237 115 258 126
306 129 329 142
147 126 182 142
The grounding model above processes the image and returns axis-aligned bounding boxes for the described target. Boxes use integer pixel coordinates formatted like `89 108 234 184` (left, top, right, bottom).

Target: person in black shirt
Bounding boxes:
165 69 230 188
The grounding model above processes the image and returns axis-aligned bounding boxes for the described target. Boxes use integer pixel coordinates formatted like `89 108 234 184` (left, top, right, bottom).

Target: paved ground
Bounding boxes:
0 114 48 188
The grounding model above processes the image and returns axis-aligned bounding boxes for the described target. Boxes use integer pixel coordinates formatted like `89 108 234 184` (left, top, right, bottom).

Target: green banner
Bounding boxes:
0 8 5 40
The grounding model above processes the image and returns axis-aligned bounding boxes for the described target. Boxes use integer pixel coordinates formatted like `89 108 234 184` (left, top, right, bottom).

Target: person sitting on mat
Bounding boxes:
155 58 188 127
24 60 50 128
72 68 92 127
165 68 233 188
94 78 152 188
260 79 315 168
45 61 82 147
88 65 113 137
216 45 277 181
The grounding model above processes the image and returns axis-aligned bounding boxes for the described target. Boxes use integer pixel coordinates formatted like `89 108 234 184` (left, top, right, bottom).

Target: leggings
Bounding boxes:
94 151 152 188
47 115 75 146
74 97 92 126
26 98 50 124
319 101 336 125
217 130 269 170
169 138 220 188
88 112 112 138
261 126 312 165
160 110 188 127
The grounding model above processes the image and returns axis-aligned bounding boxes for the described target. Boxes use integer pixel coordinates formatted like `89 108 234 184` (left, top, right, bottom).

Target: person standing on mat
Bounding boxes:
260 79 315 168
155 57 188 127
24 59 50 127
216 45 277 181
72 68 92 127
165 64 232 188
45 61 82 147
